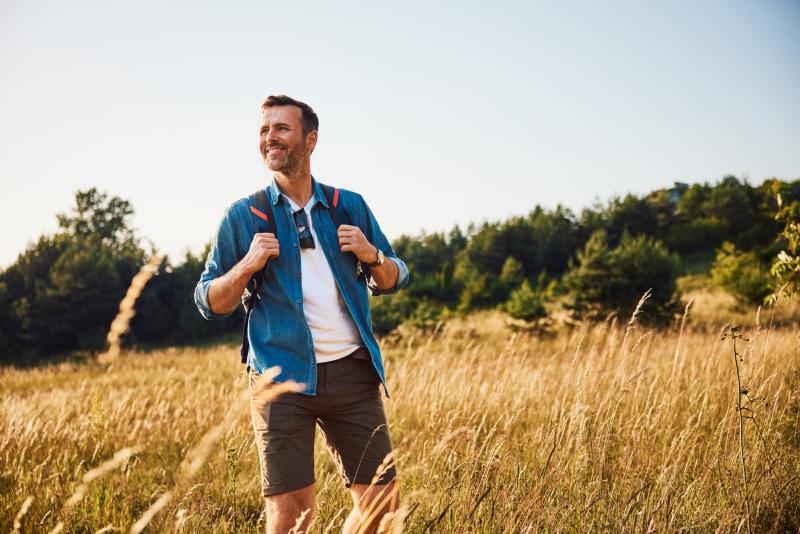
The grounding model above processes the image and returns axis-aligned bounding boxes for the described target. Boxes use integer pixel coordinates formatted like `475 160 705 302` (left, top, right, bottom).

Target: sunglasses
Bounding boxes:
292 209 315 249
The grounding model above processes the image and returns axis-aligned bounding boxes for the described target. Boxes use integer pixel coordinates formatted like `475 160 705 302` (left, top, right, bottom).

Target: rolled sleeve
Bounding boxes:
366 256 409 296
359 196 410 297
194 203 247 320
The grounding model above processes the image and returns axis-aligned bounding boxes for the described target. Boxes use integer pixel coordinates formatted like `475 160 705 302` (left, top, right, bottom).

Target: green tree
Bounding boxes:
676 183 711 219
711 242 772 306
706 176 754 238
499 256 524 290
504 280 546 322
131 247 242 343
38 239 125 349
563 230 680 320
0 189 145 358
56 187 140 254
664 218 724 255
392 229 464 306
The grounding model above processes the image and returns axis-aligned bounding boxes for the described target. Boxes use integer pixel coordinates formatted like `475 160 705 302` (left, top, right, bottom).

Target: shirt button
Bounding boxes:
297 298 302 304
293 243 298 248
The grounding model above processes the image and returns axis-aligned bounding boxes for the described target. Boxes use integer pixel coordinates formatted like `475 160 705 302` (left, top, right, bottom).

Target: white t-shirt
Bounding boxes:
285 194 362 363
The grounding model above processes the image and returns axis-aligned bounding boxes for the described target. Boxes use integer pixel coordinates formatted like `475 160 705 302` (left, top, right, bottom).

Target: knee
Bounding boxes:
265 487 315 530
265 494 315 518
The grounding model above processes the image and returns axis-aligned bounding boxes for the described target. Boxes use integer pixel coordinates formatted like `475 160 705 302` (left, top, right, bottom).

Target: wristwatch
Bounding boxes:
368 248 385 268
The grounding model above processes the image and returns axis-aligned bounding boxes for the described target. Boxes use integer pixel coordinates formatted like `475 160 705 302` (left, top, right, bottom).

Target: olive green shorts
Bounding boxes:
249 346 396 496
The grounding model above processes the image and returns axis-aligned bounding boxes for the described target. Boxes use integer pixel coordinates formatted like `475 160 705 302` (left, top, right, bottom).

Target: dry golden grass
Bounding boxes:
2 305 799 532
99 254 163 364
678 274 800 330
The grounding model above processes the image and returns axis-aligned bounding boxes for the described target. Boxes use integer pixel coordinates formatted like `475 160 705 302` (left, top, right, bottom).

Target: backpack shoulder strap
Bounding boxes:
240 186 276 365
320 182 376 282
320 182 355 228
247 187 276 236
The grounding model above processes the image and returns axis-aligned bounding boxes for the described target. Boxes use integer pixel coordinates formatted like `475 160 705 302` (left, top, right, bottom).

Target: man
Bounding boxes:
194 95 409 533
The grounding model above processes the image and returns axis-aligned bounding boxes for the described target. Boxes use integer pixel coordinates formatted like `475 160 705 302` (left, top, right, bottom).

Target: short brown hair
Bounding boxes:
261 95 319 135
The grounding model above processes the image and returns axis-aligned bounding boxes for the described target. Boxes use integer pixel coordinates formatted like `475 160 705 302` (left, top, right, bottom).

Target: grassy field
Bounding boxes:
2 301 800 532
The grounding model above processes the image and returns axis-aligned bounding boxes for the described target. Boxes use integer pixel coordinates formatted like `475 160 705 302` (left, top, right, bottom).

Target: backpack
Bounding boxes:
239 182 369 364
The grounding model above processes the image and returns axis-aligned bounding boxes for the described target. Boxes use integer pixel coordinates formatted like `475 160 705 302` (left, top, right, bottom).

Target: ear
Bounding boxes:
306 130 318 154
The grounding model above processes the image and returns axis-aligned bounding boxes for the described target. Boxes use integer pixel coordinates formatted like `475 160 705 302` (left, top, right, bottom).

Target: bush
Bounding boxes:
369 294 413 337
563 230 681 320
407 298 444 331
504 280 546 322
457 272 503 311
768 191 800 302
712 242 772 305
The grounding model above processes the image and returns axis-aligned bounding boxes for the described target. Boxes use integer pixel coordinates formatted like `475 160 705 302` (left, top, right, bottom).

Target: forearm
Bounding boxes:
207 259 258 315
368 249 399 290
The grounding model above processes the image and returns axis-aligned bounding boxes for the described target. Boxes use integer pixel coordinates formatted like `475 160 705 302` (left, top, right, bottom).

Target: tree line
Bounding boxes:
373 175 799 332
0 189 235 360
0 176 798 361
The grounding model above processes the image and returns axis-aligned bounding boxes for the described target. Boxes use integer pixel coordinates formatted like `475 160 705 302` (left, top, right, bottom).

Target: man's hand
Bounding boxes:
207 233 279 316
241 232 280 275
338 224 399 291
337 225 378 263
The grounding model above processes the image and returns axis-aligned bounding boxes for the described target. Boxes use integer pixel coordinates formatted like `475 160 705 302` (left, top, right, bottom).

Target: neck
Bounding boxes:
273 162 313 206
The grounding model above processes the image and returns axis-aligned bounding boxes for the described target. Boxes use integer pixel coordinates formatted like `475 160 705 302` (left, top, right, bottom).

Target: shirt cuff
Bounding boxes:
194 279 238 320
366 257 409 296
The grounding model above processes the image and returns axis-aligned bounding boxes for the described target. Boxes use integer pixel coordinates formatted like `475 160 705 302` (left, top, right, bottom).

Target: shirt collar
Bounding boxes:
268 175 329 209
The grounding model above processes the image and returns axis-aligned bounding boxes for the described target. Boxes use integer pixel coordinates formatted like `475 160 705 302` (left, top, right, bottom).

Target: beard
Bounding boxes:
265 142 303 174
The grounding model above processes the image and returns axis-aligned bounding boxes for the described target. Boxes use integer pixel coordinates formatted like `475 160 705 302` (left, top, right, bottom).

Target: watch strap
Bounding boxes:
367 248 385 268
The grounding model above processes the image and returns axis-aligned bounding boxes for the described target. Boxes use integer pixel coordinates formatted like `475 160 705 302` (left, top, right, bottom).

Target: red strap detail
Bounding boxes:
250 205 268 221
333 188 339 208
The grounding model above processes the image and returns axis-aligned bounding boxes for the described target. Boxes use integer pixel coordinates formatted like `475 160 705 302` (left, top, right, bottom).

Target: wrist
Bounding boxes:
239 255 262 277
367 247 385 267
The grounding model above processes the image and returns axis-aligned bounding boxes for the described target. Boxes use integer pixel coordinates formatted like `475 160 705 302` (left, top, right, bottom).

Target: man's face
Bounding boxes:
259 105 315 173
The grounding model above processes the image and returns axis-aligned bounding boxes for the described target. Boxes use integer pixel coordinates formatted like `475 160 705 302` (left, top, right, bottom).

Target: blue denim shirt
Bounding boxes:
194 177 409 396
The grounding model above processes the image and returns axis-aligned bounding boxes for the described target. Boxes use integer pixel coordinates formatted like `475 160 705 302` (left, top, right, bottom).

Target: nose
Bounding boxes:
265 126 280 144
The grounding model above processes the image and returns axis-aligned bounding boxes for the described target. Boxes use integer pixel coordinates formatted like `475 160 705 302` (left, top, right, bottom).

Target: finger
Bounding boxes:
255 233 277 240
264 243 280 252
253 238 277 248
339 228 363 240
262 238 279 247
337 226 360 237
256 239 279 249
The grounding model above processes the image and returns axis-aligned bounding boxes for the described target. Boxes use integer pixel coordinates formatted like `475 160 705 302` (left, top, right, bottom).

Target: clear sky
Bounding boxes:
1 0 798 268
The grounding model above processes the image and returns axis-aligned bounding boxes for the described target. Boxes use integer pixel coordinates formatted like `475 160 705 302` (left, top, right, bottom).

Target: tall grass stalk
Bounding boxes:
724 325 753 534
98 253 162 364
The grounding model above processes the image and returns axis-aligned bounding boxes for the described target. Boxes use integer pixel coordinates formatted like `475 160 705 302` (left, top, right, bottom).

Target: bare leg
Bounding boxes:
265 483 315 534
343 481 399 534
